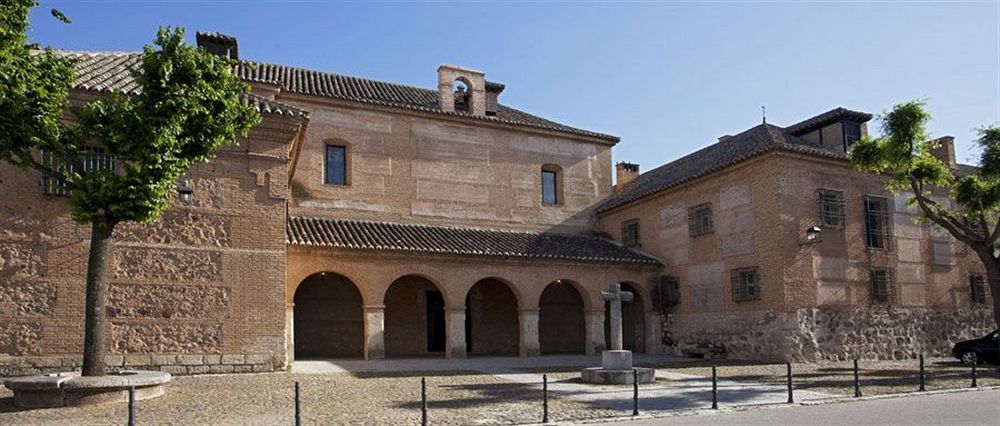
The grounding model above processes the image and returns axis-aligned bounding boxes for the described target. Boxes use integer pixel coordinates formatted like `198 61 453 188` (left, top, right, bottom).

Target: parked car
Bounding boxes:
952 330 1000 365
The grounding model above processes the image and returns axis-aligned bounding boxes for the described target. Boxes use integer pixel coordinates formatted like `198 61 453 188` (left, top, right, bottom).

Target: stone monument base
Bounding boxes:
3 370 172 408
580 350 655 384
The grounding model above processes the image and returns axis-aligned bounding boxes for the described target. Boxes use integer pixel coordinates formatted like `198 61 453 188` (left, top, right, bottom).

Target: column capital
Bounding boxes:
363 304 386 311
518 308 540 314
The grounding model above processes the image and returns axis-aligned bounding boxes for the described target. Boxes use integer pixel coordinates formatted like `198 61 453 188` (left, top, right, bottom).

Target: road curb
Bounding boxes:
536 386 1000 425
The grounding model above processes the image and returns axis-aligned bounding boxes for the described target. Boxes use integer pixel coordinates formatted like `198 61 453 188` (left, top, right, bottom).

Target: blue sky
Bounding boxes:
28 1 1000 169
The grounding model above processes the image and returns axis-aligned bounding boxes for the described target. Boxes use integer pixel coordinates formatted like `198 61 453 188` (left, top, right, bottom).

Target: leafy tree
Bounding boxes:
0 1 260 376
850 101 1000 328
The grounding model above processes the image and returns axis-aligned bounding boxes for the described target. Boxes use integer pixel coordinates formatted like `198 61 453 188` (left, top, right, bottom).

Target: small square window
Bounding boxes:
325 145 347 186
621 219 640 248
818 189 845 229
731 267 760 302
688 203 713 237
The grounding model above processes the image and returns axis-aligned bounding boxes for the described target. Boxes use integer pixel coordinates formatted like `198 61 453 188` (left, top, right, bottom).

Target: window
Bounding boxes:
970 274 989 305
731 267 760 302
869 267 894 304
652 275 680 312
688 203 713 237
843 121 862 151
324 145 347 185
621 219 640 248
541 164 562 206
39 148 117 196
818 189 845 229
863 196 891 250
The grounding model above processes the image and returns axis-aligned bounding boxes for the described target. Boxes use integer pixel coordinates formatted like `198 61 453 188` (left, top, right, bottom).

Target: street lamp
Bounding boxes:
801 225 822 245
177 180 194 207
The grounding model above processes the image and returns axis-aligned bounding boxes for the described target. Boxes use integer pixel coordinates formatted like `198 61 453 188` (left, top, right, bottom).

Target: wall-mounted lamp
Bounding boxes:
177 180 194 207
801 226 822 245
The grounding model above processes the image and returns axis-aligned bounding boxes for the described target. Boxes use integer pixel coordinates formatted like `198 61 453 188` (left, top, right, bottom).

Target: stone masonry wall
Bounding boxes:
662 307 994 362
0 103 300 377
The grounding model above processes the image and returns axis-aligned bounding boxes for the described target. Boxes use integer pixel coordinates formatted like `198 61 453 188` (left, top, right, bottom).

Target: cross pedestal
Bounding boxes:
580 283 655 385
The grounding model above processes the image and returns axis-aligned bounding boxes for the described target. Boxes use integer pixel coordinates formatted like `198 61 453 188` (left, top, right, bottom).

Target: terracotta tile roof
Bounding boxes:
286 216 660 265
233 61 617 142
596 123 850 214
52 51 306 117
50 50 616 142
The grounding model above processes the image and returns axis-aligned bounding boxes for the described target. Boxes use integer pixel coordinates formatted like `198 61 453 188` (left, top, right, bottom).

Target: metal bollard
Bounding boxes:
421 377 428 426
786 362 794 404
918 354 926 391
971 363 978 388
128 386 136 426
632 369 639 416
542 374 549 423
711 364 718 409
294 381 301 426
853 359 862 398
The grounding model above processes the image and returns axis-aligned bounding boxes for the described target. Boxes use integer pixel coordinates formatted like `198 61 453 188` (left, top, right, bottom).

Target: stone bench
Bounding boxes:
3 370 171 408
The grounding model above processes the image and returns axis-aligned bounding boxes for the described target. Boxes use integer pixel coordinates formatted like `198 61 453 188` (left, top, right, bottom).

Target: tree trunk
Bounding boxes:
974 248 1000 330
81 218 116 377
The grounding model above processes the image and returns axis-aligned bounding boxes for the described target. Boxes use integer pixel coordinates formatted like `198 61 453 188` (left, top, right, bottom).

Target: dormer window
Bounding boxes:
843 121 862 151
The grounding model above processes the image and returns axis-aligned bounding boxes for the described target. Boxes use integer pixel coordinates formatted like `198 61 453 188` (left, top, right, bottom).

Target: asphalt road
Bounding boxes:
612 389 1000 425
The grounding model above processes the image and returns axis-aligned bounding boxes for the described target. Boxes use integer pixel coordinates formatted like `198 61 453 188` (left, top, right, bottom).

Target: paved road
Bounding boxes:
610 389 1000 425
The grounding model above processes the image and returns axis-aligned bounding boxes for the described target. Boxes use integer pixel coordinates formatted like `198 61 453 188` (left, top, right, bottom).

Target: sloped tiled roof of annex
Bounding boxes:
51 50 617 142
596 120 853 214
286 216 660 265
54 51 307 118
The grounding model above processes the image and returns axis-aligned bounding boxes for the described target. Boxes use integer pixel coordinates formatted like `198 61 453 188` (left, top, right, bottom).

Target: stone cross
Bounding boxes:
601 283 634 351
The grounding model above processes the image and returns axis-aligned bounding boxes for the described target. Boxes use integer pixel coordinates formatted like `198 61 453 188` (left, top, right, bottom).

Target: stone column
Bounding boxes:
364 305 385 360
518 309 541 357
285 302 295 364
585 309 607 355
446 308 467 359
645 311 662 354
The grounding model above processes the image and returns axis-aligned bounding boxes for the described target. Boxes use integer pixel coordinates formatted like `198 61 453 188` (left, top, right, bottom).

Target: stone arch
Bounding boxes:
292 272 364 359
384 274 448 357
465 277 520 356
538 279 586 354
604 281 647 353
452 77 473 112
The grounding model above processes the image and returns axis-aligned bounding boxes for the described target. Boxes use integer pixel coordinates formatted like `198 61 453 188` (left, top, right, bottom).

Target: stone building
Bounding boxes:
597 108 995 361
0 33 994 375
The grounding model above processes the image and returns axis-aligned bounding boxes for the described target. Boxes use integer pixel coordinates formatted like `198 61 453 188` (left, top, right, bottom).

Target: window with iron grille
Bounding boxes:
731 267 760 302
688 203 713 237
651 275 680 313
621 219 640 248
818 189 845 229
863 196 891 250
970 274 989 304
869 267 894 304
39 148 118 196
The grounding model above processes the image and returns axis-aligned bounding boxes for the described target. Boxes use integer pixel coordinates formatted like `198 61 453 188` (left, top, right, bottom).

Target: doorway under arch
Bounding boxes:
604 282 646 353
465 278 519 356
385 275 446 358
293 272 364 359
538 280 586 354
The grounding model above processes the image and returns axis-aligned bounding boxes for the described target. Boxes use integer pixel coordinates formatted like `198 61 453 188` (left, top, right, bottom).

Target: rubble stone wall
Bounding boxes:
662 306 995 362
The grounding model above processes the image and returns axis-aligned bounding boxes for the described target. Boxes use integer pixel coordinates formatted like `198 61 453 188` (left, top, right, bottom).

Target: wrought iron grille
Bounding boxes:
688 203 713 237
731 267 760 302
818 189 845 229
869 267 894 304
39 148 118 195
863 196 891 250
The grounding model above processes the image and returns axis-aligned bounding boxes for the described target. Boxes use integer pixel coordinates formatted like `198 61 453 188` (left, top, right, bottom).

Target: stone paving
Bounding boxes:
0 355 842 425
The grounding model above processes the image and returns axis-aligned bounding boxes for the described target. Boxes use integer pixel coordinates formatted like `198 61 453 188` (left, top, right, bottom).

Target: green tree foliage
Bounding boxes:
850 100 1000 327
0 0 260 376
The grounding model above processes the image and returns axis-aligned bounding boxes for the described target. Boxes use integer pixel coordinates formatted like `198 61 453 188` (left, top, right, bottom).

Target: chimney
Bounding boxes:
484 81 505 116
930 136 956 168
196 31 239 60
437 64 486 116
615 162 639 191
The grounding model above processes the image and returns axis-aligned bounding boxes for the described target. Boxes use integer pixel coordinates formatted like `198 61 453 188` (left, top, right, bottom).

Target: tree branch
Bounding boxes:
909 178 981 246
